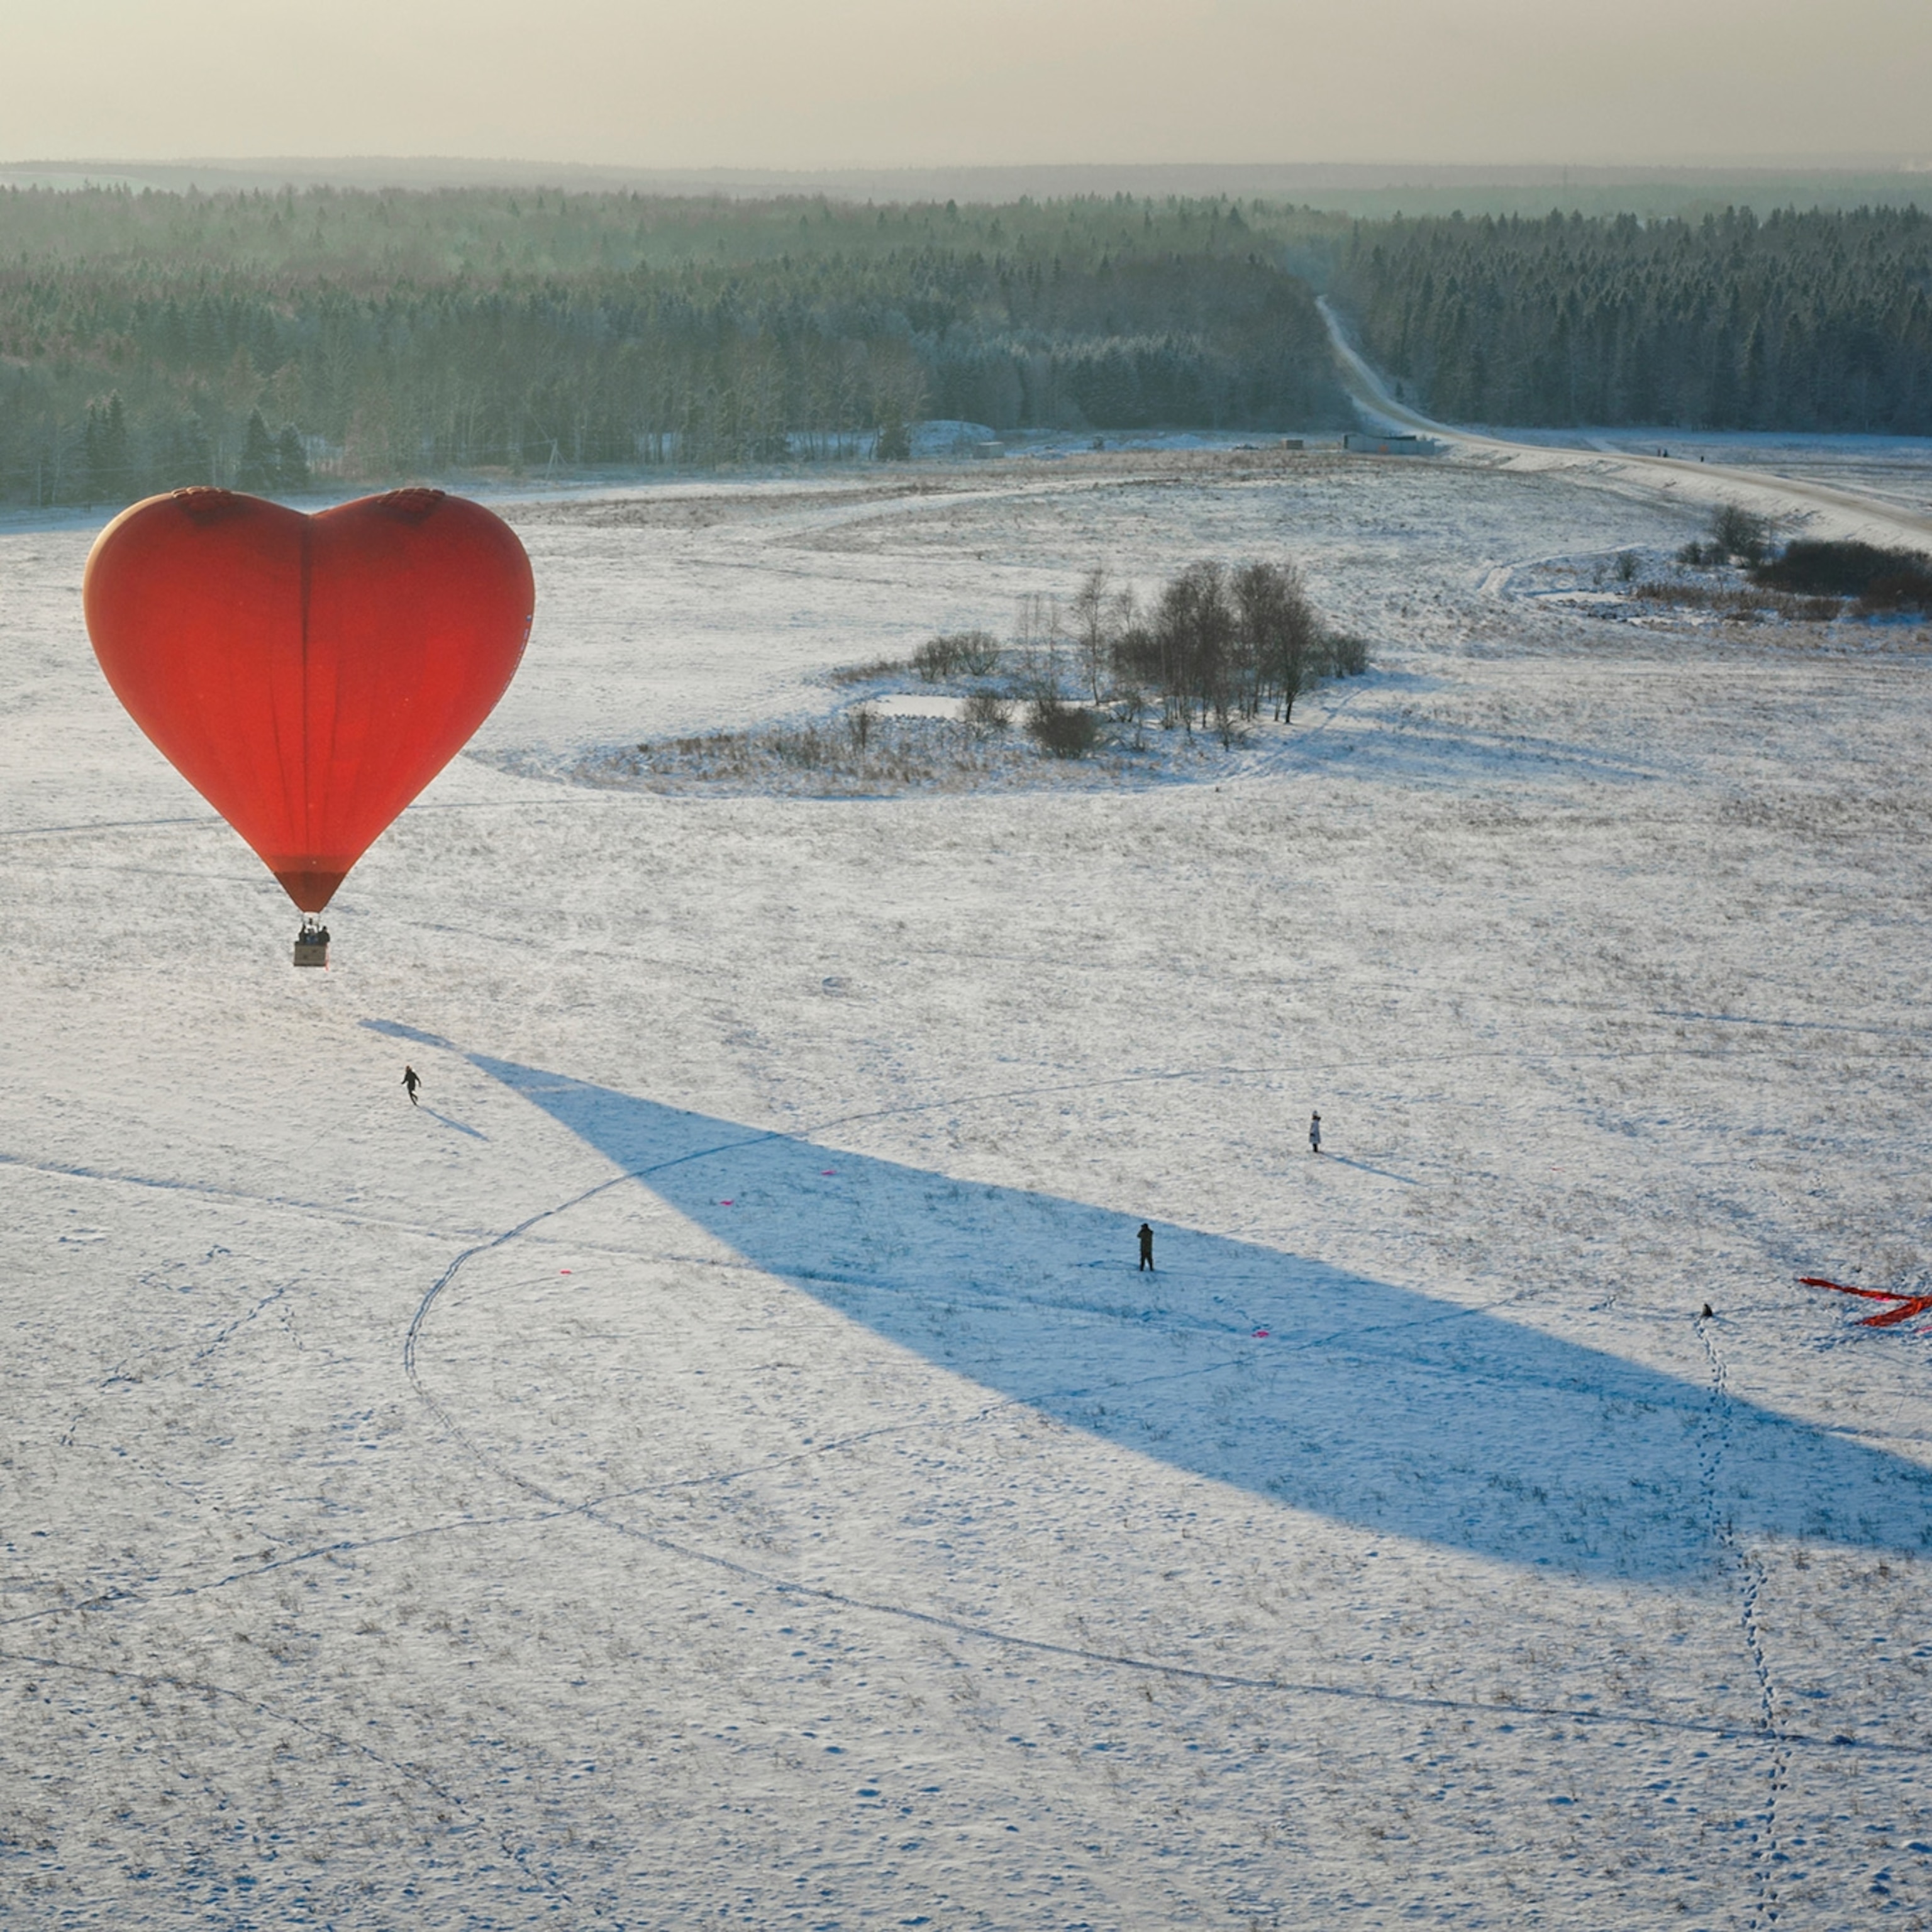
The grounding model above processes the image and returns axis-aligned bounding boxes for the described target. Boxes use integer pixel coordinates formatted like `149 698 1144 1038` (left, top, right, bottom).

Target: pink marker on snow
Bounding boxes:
1252 1327 1270 1339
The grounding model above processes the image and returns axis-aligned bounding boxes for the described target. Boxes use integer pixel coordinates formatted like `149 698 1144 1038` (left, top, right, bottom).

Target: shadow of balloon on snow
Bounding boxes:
365 1023 1932 1581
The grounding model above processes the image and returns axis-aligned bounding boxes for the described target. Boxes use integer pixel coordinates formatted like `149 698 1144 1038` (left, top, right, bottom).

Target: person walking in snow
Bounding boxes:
402 1065 421 1107
1309 1111 1322 1155
1137 1223 1155 1271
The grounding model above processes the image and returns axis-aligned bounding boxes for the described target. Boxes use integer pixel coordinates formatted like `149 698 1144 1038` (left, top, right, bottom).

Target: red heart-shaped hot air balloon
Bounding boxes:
84 487 534 913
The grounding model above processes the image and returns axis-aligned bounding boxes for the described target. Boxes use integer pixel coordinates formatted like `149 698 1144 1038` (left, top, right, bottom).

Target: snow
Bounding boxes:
909 421 1001 458
4 443 1932 1926
865 693 969 720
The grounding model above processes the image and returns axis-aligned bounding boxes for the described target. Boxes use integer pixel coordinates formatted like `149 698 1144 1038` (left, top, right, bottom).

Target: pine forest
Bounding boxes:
2 187 1928 506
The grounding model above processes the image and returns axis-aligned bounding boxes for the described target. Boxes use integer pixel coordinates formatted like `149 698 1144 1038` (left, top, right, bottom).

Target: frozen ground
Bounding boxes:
1473 432 1932 523
3 446 1932 1928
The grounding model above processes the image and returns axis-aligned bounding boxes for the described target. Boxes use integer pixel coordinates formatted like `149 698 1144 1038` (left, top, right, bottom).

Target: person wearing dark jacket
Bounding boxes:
1137 1223 1155 1270
1309 1111 1322 1154
402 1065 421 1106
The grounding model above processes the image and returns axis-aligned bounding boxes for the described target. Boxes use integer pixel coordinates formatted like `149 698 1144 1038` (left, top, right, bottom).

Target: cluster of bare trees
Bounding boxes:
1050 561 1360 746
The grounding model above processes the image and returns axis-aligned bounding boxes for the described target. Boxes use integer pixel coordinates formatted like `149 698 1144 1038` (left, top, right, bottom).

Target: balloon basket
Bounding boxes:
292 920 330 969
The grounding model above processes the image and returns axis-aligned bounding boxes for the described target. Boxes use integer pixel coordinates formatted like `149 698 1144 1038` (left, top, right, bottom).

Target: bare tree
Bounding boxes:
1233 560 1321 721
1071 565 1113 702
1153 561 1233 733
1014 591 1065 697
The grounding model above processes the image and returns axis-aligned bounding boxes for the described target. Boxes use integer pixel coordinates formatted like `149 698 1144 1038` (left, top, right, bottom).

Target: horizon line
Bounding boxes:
6 154 1931 182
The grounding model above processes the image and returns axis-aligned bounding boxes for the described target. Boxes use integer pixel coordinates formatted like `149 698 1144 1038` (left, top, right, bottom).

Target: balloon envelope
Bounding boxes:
84 487 534 912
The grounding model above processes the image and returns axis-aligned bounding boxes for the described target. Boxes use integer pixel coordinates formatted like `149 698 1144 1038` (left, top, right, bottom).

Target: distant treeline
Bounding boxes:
0 187 1350 504
1330 206 1932 431
9 187 1930 505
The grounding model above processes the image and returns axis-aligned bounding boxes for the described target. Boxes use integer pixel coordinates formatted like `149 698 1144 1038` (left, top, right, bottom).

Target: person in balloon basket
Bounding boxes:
1138 1223 1155 1271
402 1065 421 1107
1309 1111 1322 1155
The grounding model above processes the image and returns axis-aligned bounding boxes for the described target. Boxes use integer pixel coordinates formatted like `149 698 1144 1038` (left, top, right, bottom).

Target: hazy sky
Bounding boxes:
4 0 1928 170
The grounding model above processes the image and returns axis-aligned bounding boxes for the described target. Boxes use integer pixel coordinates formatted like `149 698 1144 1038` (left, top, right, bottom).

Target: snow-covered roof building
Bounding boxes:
1343 430 1440 455
1352 433 1445 453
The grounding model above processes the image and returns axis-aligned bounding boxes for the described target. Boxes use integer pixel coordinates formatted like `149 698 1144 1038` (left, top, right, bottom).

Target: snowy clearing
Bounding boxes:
4 445 1932 1928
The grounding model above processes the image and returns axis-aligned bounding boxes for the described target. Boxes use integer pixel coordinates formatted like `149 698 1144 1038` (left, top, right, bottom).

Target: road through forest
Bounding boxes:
1318 294 1932 550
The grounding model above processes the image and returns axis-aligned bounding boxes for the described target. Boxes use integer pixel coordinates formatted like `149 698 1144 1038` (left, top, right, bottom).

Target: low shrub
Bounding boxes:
1319 631 1370 677
1753 539 1932 606
1026 694 1101 758
963 689 1012 733
622 721 938 789
914 630 1002 680
828 655 907 685
772 724 833 767
1711 502 1772 565
1859 570 1932 615
1632 580 1841 623
957 631 1002 675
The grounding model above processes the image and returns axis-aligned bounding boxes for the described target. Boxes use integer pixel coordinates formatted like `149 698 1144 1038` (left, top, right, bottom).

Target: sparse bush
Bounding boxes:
828 655 906 685
1711 502 1772 565
914 630 1002 681
1026 694 1101 758
616 718 941 791
1319 631 1370 677
772 724 832 767
956 631 1001 675
963 689 1012 735
1615 549 1639 582
1632 580 1840 623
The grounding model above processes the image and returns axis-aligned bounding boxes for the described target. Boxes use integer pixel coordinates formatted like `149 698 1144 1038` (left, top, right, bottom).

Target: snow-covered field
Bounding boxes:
4 446 1932 1928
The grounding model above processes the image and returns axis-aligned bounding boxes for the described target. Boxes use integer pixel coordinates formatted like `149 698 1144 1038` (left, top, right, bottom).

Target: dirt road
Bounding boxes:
1319 295 1932 549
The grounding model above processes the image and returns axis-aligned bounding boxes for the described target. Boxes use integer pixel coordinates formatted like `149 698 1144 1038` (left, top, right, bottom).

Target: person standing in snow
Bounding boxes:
402 1065 421 1106
1309 1111 1322 1155
1137 1223 1155 1271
